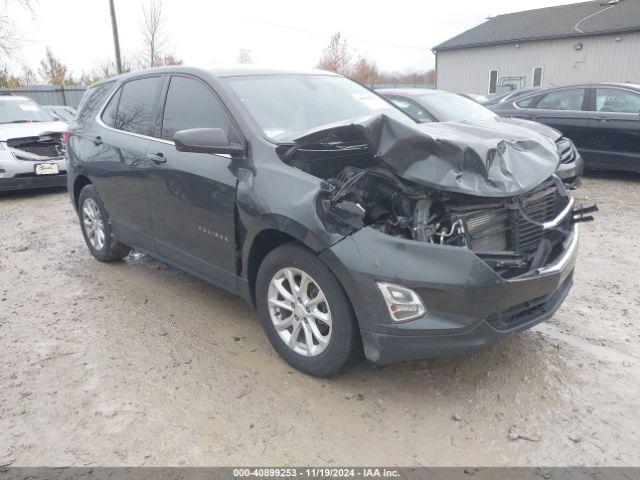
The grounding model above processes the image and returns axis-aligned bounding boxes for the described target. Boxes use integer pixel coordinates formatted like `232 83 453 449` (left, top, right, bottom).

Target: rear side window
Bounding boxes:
535 89 585 111
595 88 640 113
161 76 230 141
515 96 538 108
110 76 161 136
76 81 116 124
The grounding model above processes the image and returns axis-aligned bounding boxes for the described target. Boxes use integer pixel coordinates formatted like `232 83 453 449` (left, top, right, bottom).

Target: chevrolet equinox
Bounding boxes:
66 67 594 376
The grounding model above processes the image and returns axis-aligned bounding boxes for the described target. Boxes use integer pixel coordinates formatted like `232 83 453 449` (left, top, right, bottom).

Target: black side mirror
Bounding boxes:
174 128 245 156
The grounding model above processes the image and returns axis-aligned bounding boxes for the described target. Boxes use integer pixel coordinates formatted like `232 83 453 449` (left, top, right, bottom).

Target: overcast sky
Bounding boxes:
8 0 574 77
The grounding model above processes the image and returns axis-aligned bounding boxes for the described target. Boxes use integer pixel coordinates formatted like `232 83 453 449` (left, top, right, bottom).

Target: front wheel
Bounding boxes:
78 185 131 262
256 243 361 377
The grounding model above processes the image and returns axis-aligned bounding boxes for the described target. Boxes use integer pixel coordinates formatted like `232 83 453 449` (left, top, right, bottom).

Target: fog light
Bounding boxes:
376 282 427 322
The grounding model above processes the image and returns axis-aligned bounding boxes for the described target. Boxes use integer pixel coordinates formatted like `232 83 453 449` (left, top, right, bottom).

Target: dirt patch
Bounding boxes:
1 174 639 466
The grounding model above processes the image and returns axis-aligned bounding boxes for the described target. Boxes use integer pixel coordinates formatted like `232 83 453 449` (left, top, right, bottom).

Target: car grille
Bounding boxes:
7 134 65 160
463 180 564 254
486 273 573 331
556 137 576 165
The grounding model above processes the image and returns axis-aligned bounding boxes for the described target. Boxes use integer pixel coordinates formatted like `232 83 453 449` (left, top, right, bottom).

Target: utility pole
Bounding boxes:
109 0 123 74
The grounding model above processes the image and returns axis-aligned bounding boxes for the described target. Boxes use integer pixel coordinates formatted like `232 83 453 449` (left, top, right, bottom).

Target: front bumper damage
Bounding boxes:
321 215 581 365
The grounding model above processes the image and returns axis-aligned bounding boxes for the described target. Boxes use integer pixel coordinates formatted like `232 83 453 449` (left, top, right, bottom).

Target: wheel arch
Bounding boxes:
72 174 93 209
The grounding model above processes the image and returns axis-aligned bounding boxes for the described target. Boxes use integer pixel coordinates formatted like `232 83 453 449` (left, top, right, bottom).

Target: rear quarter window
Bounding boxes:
76 81 116 125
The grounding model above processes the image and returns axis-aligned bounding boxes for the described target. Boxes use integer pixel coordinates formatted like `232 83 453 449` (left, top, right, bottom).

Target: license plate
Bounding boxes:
34 163 60 175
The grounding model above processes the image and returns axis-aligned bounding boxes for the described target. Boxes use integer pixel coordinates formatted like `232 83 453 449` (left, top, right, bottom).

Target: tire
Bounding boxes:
256 242 361 377
78 184 131 262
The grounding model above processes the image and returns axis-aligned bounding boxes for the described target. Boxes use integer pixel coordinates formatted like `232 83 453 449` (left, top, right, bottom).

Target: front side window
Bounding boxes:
224 74 411 142
535 89 585 111
110 76 161 136
595 88 640 113
161 76 230 141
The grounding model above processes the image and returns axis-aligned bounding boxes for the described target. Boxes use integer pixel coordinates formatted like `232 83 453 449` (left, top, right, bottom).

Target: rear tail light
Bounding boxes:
62 130 71 144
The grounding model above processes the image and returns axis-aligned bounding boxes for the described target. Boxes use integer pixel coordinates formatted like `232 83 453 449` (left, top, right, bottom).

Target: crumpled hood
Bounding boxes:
293 114 560 198
0 121 67 142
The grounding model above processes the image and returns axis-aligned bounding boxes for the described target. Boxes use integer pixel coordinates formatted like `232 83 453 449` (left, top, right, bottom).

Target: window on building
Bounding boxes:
532 67 543 87
595 88 640 113
488 70 498 95
534 88 586 111
161 76 231 141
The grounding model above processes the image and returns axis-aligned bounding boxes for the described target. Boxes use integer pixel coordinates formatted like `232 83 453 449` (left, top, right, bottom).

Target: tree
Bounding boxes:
20 65 36 85
0 63 21 87
317 32 352 75
236 49 253 64
351 57 379 85
0 0 34 56
39 47 75 85
140 0 166 68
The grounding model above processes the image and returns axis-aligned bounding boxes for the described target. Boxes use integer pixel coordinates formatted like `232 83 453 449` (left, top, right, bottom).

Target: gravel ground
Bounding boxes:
1 172 639 467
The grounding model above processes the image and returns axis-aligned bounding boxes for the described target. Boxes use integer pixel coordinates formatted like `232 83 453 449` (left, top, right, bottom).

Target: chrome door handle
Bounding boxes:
147 152 166 164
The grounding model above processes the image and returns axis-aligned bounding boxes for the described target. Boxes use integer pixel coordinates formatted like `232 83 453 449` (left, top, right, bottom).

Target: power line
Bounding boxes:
240 16 428 51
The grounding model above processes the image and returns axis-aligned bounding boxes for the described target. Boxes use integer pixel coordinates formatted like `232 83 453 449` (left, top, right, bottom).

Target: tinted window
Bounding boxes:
77 81 116 124
101 87 121 128
161 76 230 141
595 88 640 113
113 76 161 136
387 97 433 122
515 95 538 108
535 89 585 111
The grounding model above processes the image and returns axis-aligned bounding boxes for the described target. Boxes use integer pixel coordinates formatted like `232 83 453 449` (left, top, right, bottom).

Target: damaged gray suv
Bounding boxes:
66 67 595 376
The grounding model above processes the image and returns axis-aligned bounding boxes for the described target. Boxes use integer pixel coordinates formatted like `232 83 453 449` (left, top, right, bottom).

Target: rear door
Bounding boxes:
90 75 163 250
584 87 640 171
145 74 240 292
518 88 590 149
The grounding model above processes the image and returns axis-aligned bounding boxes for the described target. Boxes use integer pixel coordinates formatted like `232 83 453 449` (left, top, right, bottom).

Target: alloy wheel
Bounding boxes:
82 198 105 251
267 267 332 357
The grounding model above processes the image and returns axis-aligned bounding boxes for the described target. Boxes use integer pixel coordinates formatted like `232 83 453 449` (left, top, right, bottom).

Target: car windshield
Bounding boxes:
224 74 412 141
0 99 53 124
418 92 498 122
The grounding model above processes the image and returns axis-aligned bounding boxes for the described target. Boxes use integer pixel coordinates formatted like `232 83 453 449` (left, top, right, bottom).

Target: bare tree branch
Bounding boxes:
140 0 166 68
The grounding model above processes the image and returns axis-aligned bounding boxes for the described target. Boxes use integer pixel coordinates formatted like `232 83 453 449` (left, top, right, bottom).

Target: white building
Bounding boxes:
433 0 640 95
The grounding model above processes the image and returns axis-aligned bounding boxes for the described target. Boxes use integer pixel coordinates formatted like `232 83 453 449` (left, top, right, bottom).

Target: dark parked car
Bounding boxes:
378 88 583 186
489 83 640 173
66 67 590 376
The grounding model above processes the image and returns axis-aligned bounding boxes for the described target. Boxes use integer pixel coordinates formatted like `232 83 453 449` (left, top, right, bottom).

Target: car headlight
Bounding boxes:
376 282 427 322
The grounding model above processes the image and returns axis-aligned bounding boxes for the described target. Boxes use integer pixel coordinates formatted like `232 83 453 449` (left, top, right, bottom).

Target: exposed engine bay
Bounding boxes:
279 115 596 278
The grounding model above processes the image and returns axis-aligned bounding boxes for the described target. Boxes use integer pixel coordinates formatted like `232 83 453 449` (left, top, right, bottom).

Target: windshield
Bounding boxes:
224 74 413 141
418 92 498 123
0 99 53 124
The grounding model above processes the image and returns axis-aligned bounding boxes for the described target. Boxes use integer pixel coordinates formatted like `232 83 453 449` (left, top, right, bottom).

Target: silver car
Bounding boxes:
0 96 68 192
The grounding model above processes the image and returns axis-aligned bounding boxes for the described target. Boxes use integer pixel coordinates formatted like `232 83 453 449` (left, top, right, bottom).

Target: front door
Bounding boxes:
584 87 640 171
146 75 240 292
524 88 591 150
